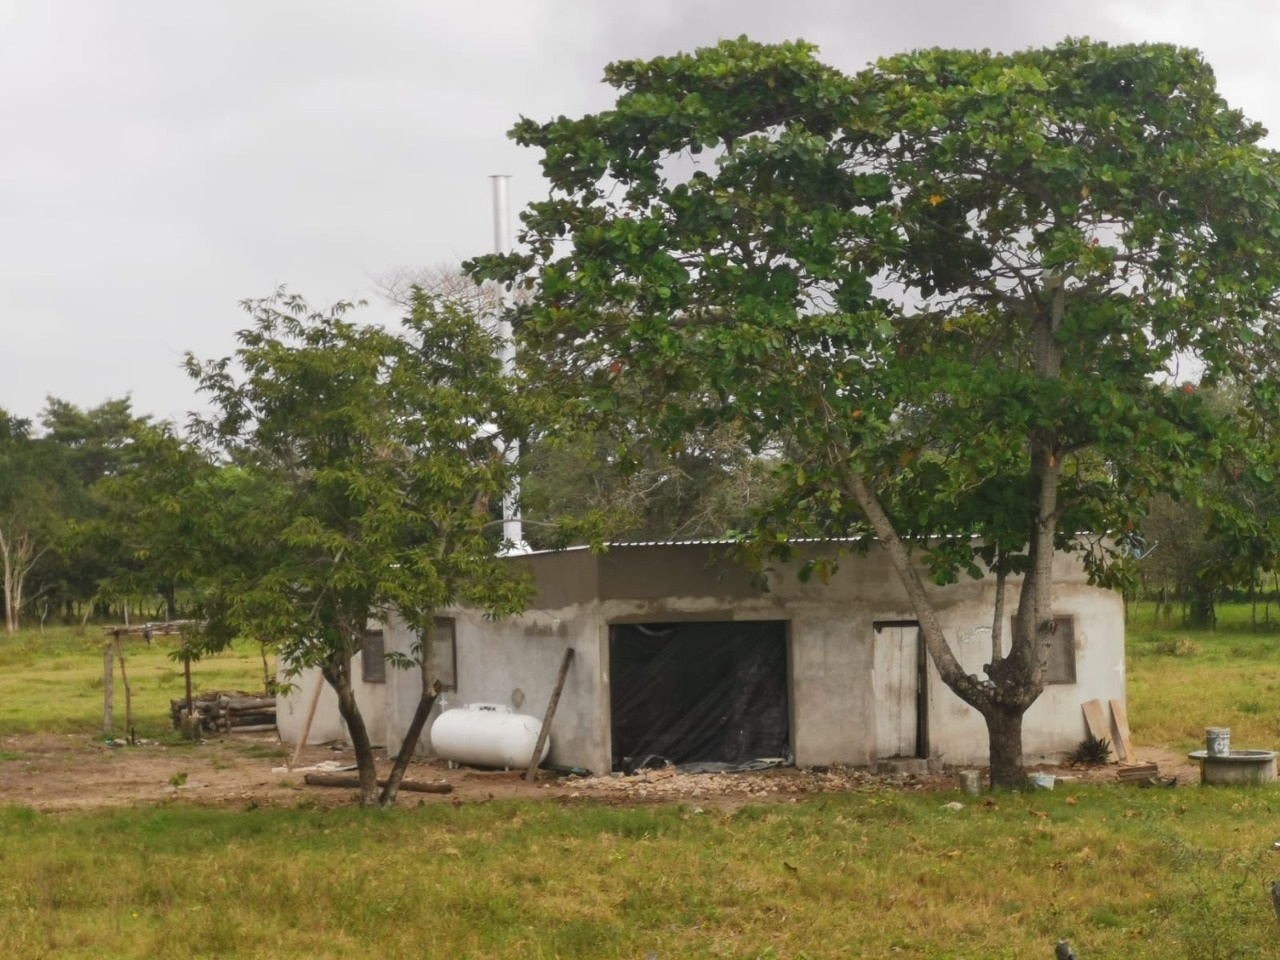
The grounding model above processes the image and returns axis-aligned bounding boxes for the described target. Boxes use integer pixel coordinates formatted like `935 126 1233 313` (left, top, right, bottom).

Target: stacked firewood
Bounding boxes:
170 691 276 734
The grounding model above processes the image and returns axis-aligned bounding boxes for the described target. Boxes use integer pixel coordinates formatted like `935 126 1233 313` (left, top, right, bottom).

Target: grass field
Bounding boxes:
0 625 269 739
2 780 1276 958
1 610 1280 958
1126 602 1280 751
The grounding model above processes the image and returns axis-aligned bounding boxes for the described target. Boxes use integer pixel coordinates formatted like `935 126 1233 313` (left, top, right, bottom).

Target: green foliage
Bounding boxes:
472 36 1280 784
0 407 81 631
0 397 159 631
522 423 780 544
184 288 534 664
1067 731 1112 766
87 421 217 620
1136 384 1280 626
182 288 541 804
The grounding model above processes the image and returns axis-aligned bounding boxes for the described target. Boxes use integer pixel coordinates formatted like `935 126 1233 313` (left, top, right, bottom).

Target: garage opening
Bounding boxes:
609 620 790 773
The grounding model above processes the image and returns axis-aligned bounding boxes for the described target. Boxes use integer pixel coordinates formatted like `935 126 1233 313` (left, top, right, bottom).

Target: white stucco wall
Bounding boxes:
380 603 607 771
277 542 1126 773
275 660 391 749
915 578 1126 767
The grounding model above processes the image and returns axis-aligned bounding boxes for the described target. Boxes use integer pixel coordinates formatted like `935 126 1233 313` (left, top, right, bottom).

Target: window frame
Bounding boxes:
1010 613 1077 685
426 617 457 692
361 629 387 684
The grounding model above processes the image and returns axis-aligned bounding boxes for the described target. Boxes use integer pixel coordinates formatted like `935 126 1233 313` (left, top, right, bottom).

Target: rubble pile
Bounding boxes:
565 765 936 802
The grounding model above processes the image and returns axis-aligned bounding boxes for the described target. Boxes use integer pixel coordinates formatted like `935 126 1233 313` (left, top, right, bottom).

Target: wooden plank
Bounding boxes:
289 674 325 771
525 647 576 782
1081 699 1117 761
1116 762 1159 782
1109 698 1137 764
303 773 452 794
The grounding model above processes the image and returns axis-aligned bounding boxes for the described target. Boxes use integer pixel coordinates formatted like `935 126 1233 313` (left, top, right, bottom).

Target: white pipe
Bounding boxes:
490 175 526 554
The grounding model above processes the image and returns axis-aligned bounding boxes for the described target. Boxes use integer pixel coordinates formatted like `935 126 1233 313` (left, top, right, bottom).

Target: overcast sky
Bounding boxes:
3 0 1278 424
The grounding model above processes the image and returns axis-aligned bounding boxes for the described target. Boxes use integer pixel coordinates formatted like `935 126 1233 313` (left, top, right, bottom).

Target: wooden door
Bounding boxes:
874 623 924 759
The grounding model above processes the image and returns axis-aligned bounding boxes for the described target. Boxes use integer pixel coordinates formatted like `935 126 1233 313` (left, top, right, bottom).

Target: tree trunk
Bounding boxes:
379 663 442 808
982 702 1027 790
161 583 178 622
845 473 989 705
0 526 38 634
321 659 379 808
844 470 1057 788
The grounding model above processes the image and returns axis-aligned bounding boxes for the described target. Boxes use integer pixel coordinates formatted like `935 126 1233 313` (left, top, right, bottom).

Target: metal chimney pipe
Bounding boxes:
490 175 525 553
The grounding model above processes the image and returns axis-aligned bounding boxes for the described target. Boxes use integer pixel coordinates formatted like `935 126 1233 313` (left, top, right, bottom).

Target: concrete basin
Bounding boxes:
1188 749 1277 785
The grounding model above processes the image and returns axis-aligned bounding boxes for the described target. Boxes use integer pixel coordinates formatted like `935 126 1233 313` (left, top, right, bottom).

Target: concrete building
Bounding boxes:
277 541 1125 774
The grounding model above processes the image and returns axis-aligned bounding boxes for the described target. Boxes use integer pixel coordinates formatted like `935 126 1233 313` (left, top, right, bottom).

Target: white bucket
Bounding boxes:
1206 727 1231 757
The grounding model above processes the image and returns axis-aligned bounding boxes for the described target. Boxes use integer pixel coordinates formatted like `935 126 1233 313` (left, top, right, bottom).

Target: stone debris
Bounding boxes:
565 765 937 802
271 759 357 775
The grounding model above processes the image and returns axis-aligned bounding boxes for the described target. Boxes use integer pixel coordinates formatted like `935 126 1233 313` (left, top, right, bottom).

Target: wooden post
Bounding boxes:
115 636 134 744
183 635 193 717
103 647 114 734
289 673 326 770
525 647 575 782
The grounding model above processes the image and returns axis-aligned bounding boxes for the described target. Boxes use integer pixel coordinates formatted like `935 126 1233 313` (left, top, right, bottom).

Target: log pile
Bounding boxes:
170 691 276 734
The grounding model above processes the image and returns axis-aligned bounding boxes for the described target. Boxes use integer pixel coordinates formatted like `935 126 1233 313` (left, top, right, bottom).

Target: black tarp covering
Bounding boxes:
609 621 789 773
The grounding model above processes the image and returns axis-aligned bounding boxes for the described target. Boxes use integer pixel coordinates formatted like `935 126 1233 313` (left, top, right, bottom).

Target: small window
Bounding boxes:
426 618 457 691
1045 617 1077 684
1011 614 1076 684
362 629 386 684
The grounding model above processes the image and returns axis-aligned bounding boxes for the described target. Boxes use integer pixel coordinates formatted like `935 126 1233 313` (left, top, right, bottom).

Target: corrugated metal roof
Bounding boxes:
516 536 878 557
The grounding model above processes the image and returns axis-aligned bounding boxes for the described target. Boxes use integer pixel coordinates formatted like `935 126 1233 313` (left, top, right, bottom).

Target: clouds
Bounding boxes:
2 0 1276 421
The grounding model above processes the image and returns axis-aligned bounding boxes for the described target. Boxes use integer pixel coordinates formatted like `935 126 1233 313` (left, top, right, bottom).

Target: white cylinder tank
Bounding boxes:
429 703 549 769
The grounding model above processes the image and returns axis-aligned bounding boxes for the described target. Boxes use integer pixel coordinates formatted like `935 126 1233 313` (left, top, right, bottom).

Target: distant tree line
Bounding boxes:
3 381 1277 636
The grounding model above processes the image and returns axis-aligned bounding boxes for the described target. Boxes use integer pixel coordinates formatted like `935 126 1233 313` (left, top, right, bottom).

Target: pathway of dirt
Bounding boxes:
0 733 1202 813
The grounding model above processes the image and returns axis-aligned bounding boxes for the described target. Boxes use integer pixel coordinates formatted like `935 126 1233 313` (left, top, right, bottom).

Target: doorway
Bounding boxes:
608 620 790 772
873 621 927 759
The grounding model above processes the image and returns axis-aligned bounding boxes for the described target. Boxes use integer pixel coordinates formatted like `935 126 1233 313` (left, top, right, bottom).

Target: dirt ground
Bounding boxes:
0 732 1203 812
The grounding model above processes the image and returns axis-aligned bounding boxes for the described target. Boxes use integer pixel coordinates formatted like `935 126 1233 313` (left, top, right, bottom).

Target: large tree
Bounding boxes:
39 397 156 621
185 289 534 807
88 421 218 622
0 410 54 633
472 37 1280 787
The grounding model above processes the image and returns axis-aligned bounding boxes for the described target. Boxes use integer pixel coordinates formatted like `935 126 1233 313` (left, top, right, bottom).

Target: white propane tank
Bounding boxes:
429 703 549 769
